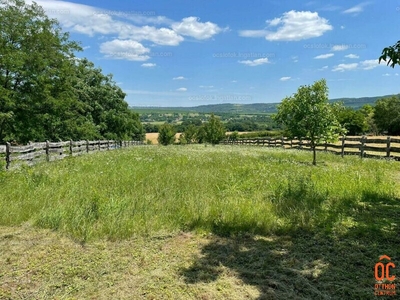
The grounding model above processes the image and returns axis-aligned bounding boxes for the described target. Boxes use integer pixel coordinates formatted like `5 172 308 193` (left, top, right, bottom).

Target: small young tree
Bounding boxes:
157 123 176 145
274 79 345 165
203 113 226 145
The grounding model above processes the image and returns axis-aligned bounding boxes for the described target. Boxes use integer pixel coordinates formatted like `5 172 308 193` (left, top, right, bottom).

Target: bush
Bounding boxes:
157 123 176 146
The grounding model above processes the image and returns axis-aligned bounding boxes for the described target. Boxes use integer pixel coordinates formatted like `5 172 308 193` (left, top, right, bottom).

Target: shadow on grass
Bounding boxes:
181 191 400 300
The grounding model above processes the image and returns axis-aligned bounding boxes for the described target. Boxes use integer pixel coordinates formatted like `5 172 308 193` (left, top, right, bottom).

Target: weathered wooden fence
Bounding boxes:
222 136 400 161
0 140 145 170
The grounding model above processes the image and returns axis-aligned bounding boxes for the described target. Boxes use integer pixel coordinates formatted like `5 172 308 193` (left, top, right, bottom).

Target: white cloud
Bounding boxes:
29 0 185 47
231 80 237 83
345 54 359 59
238 58 269 66
340 25 345 29
360 59 382 70
343 2 370 14
173 76 186 80
171 17 224 40
331 44 348 51
265 11 333 41
141 63 156 68
176 87 187 92
396 73 399 76
280 77 291 81
122 26 184 46
319 65 329 70
100 39 150 61
239 11 332 41
199 85 214 88
314 53 334 59
382 73 390 77
332 63 358 72
239 30 268 38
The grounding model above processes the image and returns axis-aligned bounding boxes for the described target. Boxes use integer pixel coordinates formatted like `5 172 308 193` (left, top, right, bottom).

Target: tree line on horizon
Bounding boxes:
0 0 144 145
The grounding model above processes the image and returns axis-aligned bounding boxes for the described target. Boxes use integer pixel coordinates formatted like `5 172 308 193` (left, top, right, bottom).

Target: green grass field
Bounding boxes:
1 145 399 299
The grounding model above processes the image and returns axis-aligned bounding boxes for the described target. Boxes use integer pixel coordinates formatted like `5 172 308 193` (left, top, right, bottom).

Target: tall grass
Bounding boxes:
0 145 398 242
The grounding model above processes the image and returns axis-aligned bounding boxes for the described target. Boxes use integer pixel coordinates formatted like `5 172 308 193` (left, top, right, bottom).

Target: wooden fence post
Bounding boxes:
107 140 110 150
360 135 366 158
341 135 345 158
299 138 302 149
281 136 284 148
5 142 11 170
98 140 101 151
69 140 73 156
86 140 89 153
386 136 391 158
46 140 50 162
324 141 327 152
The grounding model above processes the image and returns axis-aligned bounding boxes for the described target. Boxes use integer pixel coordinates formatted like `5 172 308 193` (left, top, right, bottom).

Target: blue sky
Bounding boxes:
30 0 400 106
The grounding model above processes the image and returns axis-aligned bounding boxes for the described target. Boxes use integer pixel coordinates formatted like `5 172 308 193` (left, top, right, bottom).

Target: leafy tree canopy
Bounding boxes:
379 41 400 68
373 96 400 135
274 79 345 165
0 0 144 143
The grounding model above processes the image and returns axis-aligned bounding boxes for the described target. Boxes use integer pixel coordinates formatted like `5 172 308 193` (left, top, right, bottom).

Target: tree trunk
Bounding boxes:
312 145 316 165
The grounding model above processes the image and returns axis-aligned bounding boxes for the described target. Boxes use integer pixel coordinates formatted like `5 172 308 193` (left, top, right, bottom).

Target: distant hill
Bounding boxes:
132 94 399 114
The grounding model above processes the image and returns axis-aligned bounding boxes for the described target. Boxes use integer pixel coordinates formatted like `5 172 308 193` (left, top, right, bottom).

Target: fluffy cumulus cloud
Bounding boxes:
238 58 269 66
176 87 187 92
280 77 291 81
27 0 224 61
314 53 334 59
171 17 224 40
173 76 186 80
239 11 333 41
100 39 150 61
332 63 358 72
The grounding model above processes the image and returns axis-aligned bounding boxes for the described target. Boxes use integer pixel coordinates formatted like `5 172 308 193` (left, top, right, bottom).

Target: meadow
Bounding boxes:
0 145 399 299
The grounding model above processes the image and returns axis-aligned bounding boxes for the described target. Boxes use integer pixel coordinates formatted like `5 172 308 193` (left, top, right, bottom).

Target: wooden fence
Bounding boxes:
222 136 400 161
0 140 145 170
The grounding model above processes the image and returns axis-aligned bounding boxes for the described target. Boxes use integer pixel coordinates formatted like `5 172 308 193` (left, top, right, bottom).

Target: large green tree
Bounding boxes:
0 0 82 143
274 79 345 165
0 0 144 143
72 58 144 141
335 107 368 135
373 96 400 135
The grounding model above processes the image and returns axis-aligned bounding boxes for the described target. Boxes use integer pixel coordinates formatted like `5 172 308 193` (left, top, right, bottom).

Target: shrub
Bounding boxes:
157 123 176 146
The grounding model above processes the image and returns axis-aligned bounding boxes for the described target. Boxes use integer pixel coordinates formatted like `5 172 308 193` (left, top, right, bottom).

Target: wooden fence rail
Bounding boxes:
0 140 145 170
222 135 400 161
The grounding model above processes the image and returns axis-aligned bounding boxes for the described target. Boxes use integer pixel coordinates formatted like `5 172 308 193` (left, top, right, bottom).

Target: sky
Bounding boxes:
27 0 400 106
